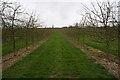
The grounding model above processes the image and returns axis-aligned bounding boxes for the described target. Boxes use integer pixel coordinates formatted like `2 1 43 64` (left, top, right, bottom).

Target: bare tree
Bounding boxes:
82 0 118 59
30 14 38 44
79 14 88 43
74 22 79 41
0 2 12 42
23 13 33 49
1 1 48 56
1 2 24 55
118 1 120 79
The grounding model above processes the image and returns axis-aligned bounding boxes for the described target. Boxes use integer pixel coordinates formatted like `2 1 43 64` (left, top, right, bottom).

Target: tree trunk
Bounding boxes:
32 28 34 45
82 29 85 43
105 26 110 60
12 28 16 54
25 28 28 50
118 22 120 79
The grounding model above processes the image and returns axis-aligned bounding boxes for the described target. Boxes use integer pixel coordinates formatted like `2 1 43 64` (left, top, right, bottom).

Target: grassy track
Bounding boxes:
3 31 115 78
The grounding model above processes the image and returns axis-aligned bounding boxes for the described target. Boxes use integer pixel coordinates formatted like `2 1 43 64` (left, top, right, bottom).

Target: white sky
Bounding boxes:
2 0 119 27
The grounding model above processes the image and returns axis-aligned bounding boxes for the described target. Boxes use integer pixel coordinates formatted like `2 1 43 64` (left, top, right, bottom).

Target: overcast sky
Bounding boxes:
2 0 119 27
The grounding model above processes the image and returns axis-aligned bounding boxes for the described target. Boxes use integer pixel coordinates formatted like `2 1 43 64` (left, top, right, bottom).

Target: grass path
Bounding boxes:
3 31 115 78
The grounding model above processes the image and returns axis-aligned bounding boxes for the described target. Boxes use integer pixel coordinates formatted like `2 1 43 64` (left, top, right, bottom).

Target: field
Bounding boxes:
1 1 120 79
2 28 119 79
3 31 115 78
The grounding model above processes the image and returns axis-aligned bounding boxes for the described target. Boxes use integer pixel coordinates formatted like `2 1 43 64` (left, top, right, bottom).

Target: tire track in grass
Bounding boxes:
3 31 116 78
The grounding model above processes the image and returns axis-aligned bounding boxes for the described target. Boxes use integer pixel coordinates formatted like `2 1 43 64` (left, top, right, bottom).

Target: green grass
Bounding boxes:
75 36 119 57
3 31 115 78
2 40 33 56
2 37 42 56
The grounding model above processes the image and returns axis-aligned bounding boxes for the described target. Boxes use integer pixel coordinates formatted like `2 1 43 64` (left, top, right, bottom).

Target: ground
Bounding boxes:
3 31 115 78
